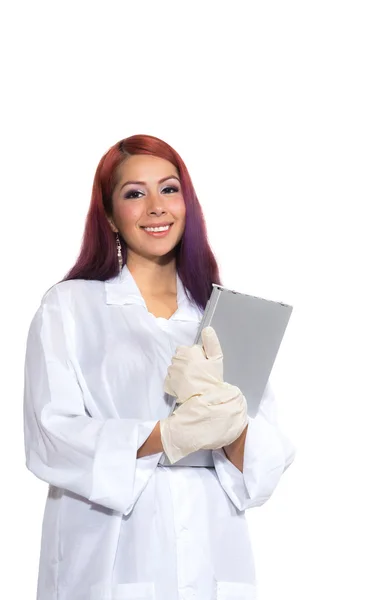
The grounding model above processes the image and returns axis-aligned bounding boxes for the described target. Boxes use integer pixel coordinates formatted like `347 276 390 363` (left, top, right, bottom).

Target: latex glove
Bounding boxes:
160 381 249 464
163 326 224 405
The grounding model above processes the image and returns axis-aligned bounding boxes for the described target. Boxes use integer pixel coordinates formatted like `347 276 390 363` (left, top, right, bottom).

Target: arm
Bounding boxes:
23 288 163 517
212 381 296 511
137 422 164 457
222 424 249 472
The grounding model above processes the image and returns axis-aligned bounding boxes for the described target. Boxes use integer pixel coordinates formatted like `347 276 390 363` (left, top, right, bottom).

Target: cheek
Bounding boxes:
116 203 142 226
171 196 186 220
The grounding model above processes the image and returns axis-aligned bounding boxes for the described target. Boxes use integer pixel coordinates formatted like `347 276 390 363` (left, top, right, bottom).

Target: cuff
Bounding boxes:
124 420 163 516
212 412 295 512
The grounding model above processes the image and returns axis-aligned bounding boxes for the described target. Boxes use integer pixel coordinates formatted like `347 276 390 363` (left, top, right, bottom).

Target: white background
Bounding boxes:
1 1 391 598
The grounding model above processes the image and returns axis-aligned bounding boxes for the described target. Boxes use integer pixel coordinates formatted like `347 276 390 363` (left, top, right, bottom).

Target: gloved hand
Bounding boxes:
163 326 224 404
160 381 249 464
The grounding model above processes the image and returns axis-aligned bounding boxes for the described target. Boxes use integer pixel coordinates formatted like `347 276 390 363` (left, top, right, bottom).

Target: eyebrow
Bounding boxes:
120 175 180 191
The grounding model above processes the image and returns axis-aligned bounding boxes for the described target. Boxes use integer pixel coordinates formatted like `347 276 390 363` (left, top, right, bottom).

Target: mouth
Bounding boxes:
140 223 174 237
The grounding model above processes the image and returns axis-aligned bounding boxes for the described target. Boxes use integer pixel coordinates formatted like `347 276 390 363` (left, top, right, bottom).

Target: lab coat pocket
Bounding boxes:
89 581 156 600
216 581 258 600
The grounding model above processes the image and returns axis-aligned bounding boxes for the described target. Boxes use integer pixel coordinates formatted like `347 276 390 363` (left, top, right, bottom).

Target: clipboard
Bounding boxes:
158 283 293 467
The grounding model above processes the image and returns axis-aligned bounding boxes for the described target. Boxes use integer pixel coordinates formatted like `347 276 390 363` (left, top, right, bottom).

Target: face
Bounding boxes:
109 154 186 263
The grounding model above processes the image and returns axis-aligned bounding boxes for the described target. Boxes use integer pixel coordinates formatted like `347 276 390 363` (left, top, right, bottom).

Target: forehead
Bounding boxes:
116 154 178 182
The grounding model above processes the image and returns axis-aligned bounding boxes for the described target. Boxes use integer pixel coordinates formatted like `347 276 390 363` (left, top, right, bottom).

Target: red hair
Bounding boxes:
60 134 222 311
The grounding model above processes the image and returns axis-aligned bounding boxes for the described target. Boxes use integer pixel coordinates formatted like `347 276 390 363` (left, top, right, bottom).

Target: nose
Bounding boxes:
146 191 167 217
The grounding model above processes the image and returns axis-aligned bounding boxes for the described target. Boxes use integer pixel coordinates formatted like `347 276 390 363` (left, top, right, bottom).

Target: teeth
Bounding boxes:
144 225 171 232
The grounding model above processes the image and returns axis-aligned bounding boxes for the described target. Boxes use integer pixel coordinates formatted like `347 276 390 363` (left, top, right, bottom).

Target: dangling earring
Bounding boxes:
115 232 123 273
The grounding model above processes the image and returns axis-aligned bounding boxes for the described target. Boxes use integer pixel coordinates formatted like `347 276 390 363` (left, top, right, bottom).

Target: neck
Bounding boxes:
126 253 177 296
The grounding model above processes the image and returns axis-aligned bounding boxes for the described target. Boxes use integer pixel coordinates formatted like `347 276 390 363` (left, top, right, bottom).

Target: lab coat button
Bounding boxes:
179 586 196 599
179 526 190 541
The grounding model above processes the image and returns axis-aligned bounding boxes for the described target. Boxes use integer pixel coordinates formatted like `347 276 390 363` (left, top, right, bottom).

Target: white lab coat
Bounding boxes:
23 264 296 600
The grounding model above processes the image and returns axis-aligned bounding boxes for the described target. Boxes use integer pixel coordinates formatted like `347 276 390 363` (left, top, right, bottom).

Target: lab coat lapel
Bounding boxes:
104 264 202 322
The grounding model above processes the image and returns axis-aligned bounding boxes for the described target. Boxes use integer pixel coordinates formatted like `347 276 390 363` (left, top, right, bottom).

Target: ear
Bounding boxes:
107 217 118 233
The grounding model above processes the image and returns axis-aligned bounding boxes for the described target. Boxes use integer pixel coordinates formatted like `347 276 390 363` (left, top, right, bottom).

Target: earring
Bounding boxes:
115 232 123 273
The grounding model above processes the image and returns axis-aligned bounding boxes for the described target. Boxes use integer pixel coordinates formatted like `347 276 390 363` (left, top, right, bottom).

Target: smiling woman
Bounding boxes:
106 153 187 290
22 133 295 600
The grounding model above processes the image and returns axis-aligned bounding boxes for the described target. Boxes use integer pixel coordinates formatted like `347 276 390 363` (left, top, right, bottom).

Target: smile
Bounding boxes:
141 223 173 237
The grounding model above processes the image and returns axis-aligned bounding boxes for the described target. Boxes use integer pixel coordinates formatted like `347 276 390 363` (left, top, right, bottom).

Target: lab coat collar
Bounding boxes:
104 264 202 322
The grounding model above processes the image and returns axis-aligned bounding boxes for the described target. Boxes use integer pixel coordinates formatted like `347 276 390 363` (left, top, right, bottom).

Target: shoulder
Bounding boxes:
27 278 105 339
27 279 105 334
40 278 104 309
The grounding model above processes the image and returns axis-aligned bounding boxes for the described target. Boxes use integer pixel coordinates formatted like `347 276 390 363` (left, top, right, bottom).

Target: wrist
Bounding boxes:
137 421 164 458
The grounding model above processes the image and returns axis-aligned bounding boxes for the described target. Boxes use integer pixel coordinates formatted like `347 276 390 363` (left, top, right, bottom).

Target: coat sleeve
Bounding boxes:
211 380 296 512
23 287 163 517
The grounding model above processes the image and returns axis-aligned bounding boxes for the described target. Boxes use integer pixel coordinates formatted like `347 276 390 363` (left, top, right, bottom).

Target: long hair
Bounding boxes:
60 134 222 311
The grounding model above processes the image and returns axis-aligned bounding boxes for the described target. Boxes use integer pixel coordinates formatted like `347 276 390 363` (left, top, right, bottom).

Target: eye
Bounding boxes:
162 185 179 194
124 185 179 199
124 190 143 199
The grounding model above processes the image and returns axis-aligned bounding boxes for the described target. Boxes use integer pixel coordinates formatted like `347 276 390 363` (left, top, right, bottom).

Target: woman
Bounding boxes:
23 134 296 600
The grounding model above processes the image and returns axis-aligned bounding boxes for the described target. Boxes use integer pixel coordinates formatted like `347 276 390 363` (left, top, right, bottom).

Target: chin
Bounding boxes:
143 246 178 261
